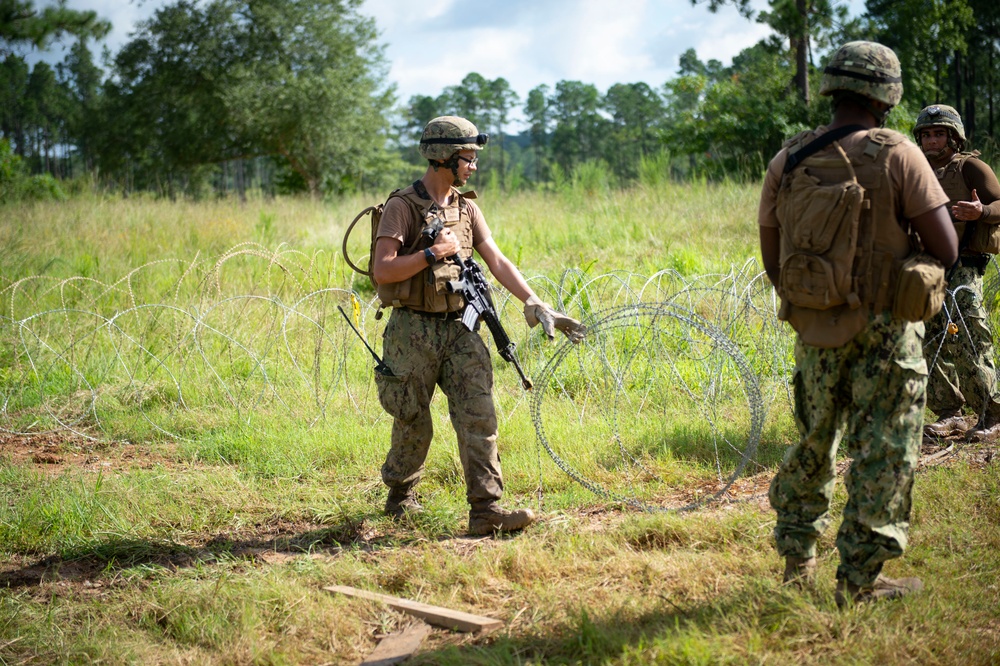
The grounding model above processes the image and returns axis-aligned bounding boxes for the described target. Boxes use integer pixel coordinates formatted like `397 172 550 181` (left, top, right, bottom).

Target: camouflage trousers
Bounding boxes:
925 266 1000 417
377 307 503 506
770 313 925 587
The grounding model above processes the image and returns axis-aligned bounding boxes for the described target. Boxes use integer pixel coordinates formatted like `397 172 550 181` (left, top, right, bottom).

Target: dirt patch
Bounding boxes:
0 432 195 476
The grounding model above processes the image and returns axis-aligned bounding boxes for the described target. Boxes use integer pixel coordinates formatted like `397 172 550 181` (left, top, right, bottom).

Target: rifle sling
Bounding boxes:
783 124 867 174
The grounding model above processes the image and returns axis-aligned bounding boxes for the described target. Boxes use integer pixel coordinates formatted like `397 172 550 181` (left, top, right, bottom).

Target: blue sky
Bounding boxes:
28 0 867 127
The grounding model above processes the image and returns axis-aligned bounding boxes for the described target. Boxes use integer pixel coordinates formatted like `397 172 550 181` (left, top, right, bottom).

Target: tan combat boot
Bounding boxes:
385 488 423 519
835 574 924 609
468 503 536 535
968 403 1000 442
782 556 817 588
923 410 969 438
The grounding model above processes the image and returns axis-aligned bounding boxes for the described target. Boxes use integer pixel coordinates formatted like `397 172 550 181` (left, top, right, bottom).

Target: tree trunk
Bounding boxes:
794 0 810 104
989 41 995 140
954 50 963 119
965 54 975 140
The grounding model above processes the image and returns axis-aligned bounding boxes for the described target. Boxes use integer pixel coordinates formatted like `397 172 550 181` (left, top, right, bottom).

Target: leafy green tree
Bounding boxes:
0 53 28 155
664 39 813 178
602 82 666 181
222 0 394 196
692 0 841 103
864 0 974 110
524 84 551 184
101 0 392 197
0 0 109 54
487 77 518 190
441 72 492 131
549 80 608 176
57 39 101 174
24 60 64 174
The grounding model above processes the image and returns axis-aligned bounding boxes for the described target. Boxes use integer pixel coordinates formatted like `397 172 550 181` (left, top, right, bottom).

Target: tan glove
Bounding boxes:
524 295 586 343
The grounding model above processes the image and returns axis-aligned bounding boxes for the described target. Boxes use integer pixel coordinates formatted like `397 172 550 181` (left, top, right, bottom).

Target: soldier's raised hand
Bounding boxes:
523 296 586 343
952 189 984 221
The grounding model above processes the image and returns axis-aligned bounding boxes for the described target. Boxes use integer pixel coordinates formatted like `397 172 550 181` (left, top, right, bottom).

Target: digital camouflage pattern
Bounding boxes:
770 313 925 587
418 116 486 161
913 104 966 143
378 307 504 505
819 41 903 107
925 266 1000 416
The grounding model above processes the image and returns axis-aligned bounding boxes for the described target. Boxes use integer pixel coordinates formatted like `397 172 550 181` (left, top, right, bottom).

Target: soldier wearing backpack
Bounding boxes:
915 105 1000 441
370 115 585 535
758 42 957 607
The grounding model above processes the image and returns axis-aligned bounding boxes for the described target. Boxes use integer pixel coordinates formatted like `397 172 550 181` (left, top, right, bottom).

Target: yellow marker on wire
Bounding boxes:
350 293 361 329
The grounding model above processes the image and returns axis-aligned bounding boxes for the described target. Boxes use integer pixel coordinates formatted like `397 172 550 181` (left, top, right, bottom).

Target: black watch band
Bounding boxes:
424 247 436 264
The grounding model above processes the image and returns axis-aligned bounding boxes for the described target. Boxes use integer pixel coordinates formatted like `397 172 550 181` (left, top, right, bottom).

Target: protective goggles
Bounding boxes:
421 133 490 147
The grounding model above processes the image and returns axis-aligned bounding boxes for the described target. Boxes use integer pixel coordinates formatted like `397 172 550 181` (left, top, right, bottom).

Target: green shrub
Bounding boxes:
0 139 65 203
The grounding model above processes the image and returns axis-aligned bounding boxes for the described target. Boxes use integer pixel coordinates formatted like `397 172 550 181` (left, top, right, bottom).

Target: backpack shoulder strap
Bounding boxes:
783 124 867 174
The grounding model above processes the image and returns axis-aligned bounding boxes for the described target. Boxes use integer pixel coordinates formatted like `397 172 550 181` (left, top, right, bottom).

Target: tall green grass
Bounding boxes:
1 184 997 665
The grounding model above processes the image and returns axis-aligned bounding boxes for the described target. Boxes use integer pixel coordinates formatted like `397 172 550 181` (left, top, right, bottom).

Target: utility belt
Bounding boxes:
956 253 991 274
403 307 464 321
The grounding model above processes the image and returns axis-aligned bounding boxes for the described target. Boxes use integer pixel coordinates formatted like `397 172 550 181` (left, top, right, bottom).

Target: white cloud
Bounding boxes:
30 0 864 123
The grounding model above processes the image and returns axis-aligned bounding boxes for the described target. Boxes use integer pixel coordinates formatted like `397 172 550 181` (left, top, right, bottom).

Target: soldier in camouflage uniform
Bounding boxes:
915 105 1000 440
758 42 957 607
372 116 585 535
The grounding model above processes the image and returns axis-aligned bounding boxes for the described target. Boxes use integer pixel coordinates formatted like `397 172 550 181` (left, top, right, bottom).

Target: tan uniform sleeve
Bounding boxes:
466 200 492 246
890 141 950 220
962 158 1000 224
758 149 789 229
375 196 416 244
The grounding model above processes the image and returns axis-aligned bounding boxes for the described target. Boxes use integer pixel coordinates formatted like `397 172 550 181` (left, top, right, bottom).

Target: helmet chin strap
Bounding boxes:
428 155 464 186
441 154 462 185
922 146 951 161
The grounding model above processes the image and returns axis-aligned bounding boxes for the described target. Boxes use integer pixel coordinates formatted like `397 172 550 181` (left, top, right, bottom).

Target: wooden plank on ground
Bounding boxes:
324 585 503 633
360 622 432 666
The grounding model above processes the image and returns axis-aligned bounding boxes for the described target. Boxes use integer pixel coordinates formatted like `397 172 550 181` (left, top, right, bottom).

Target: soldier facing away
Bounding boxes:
371 115 585 535
915 104 1000 440
758 42 957 607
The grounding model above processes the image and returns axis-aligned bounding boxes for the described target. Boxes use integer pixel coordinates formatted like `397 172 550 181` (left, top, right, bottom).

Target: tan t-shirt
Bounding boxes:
377 193 492 249
758 125 949 229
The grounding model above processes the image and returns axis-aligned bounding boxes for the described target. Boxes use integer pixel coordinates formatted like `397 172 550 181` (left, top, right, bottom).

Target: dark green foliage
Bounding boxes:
0 137 63 201
3 0 1000 196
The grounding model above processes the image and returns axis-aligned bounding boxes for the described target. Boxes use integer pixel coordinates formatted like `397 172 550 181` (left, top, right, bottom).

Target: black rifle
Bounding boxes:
423 220 533 390
337 305 394 377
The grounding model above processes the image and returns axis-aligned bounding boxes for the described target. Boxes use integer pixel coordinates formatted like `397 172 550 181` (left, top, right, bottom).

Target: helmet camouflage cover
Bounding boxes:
419 116 489 161
913 104 966 143
819 41 903 107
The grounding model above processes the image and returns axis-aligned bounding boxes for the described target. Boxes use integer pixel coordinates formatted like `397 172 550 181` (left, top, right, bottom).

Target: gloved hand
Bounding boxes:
523 295 586 343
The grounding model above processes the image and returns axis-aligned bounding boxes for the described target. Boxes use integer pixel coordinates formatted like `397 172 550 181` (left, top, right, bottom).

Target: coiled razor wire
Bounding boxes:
529 302 765 511
1 246 796 509
926 257 1000 421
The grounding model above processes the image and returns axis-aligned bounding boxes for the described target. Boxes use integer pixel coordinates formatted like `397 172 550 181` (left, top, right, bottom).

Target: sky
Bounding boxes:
26 0 866 128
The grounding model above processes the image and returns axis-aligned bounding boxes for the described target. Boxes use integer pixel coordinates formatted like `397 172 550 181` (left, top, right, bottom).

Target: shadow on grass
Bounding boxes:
404 581 823 665
0 509 444 589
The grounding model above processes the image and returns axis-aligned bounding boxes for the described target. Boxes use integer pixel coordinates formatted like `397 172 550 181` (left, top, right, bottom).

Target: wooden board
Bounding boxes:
324 585 503 634
360 622 432 666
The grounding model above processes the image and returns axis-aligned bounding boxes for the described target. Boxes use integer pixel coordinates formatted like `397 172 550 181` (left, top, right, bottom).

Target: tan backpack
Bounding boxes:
776 126 945 340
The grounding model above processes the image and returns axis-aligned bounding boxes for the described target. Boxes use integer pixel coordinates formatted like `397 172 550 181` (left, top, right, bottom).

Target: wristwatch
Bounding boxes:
424 247 436 264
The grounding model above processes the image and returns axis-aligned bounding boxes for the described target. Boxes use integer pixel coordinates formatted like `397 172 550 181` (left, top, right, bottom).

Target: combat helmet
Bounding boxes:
913 104 966 145
419 116 489 162
819 41 903 107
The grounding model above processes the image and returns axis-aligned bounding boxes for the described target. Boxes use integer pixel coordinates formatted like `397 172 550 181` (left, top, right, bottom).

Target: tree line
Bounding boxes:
2 0 999 200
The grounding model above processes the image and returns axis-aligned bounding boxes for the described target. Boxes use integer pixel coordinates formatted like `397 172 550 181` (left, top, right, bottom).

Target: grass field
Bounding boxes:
1 182 998 665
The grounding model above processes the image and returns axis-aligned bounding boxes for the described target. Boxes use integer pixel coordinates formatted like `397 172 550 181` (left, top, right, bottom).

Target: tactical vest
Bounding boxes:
376 185 476 313
935 150 1000 254
775 127 914 348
